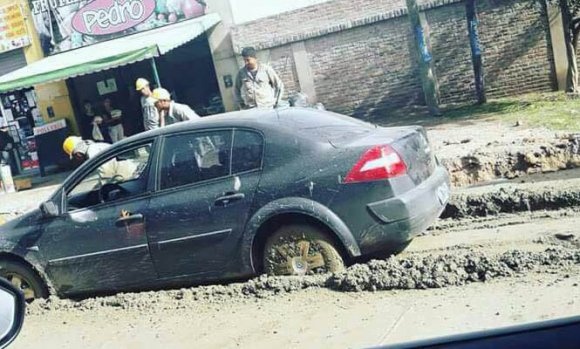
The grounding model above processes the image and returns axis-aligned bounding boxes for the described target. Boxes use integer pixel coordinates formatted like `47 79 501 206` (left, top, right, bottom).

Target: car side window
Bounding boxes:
232 130 264 174
160 130 233 190
66 145 152 211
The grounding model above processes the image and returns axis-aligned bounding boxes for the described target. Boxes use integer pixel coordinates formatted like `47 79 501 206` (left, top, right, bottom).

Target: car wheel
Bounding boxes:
0 261 48 301
263 224 346 275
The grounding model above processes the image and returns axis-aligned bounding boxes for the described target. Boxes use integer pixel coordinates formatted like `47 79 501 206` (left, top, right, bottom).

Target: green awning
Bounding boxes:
0 13 221 93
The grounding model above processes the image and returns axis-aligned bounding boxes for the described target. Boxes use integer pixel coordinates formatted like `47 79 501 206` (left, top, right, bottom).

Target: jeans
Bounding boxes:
109 124 125 143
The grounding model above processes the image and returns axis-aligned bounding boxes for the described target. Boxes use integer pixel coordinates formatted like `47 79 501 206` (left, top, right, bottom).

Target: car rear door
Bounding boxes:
38 142 158 295
146 128 264 279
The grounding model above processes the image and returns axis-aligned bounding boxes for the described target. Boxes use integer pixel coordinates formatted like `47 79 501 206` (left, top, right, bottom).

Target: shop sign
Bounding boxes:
72 0 156 36
0 4 31 54
33 118 66 136
29 0 207 56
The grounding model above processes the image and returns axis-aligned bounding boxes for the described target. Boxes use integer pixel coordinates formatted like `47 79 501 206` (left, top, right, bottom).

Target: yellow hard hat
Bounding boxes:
135 78 149 91
152 88 171 101
63 136 82 159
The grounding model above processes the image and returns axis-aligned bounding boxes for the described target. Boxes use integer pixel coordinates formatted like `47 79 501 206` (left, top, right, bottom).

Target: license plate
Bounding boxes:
436 183 450 205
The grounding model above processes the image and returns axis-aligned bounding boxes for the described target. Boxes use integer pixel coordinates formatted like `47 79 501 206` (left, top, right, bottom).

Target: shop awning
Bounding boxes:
0 13 221 93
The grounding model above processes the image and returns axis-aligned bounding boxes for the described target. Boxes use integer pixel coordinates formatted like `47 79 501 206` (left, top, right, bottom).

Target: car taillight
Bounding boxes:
344 145 407 183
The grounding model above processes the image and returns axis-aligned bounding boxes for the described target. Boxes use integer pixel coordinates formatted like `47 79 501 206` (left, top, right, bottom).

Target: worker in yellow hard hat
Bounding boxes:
63 136 116 185
63 136 110 161
151 88 199 127
63 136 138 188
136 78 160 131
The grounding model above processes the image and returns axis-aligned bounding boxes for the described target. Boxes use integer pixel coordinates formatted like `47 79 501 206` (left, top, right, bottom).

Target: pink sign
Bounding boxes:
71 0 156 36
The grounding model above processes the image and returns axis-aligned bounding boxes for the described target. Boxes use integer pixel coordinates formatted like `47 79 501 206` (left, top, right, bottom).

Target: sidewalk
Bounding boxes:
0 171 71 217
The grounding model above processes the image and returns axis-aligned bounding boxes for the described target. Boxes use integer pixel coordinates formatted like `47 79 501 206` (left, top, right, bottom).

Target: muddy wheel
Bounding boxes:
263 225 346 275
0 261 47 301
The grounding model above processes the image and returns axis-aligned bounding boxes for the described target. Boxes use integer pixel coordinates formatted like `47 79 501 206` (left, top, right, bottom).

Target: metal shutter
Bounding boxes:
0 49 27 77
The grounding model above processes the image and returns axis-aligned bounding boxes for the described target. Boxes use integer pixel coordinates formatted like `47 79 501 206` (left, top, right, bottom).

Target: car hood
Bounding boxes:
0 209 44 243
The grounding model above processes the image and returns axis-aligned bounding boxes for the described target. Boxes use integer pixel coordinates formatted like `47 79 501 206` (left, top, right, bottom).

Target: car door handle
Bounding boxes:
115 213 144 226
215 193 245 207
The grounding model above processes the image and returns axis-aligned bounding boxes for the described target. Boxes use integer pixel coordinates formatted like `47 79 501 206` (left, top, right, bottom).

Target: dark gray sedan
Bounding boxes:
0 108 450 300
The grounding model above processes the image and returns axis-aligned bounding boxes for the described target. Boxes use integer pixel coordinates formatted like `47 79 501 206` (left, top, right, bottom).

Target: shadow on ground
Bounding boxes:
368 99 529 128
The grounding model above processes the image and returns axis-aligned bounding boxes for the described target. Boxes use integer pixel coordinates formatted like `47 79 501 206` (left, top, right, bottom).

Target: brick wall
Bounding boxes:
268 46 301 98
304 17 423 118
232 0 407 52
477 0 555 98
230 0 556 118
426 2 476 104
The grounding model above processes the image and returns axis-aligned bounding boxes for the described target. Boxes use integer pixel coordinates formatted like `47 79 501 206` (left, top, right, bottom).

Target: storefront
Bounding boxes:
68 32 223 140
0 0 223 177
0 3 42 177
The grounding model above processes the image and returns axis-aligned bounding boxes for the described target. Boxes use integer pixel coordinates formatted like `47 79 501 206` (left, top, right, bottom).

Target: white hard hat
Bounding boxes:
135 78 149 91
152 88 171 101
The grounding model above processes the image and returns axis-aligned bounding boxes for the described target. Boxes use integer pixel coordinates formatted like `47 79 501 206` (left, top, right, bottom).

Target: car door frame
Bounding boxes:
38 137 162 294
145 127 266 279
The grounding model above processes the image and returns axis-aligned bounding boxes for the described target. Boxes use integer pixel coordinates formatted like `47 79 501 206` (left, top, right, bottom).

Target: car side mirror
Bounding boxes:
0 277 25 349
40 201 59 218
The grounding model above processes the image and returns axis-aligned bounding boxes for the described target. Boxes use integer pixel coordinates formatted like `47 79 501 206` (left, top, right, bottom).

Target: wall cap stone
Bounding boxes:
231 0 463 53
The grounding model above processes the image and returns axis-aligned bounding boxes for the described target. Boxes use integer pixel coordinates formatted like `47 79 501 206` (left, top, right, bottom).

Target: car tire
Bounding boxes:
0 260 48 301
263 224 346 275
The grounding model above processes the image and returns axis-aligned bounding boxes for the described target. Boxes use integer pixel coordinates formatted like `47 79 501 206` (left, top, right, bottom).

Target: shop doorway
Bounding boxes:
69 33 223 141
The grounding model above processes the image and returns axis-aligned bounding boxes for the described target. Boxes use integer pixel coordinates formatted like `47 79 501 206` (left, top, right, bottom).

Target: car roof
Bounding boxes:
123 108 278 143
106 107 378 153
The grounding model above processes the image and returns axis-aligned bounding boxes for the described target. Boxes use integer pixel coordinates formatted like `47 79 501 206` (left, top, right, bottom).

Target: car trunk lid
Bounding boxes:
330 126 436 185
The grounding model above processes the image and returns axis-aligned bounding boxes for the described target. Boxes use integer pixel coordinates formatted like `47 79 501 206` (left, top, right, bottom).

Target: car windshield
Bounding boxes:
0 1 578 349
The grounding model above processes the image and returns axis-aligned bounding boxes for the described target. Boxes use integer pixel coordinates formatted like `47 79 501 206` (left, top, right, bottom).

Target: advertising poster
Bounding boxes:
28 0 207 56
0 4 31 54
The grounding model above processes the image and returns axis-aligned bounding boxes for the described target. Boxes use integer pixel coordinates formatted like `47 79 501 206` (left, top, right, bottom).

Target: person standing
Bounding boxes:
82 100 106 142
0 128 14 168
235 47 284 110
152 88 200 126
136 78 160 131
101 97 125 143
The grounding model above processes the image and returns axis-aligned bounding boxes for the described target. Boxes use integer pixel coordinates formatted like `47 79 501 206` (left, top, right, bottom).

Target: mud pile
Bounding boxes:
328 248 579 292
442 186 580 219
438 133 580 187
27 247 580 315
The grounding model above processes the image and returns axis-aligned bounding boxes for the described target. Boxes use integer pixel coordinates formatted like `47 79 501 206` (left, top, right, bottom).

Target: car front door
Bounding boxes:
146 129 264 279
38 142 158 295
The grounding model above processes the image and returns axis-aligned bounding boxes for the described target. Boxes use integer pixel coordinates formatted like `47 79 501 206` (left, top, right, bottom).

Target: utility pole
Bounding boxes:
406 0 441 116
150 57 162 88
466 0 486 104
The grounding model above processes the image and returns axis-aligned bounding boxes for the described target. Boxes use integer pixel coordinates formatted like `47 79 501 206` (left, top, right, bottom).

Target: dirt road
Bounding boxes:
4 121 580 349
12 200 580 349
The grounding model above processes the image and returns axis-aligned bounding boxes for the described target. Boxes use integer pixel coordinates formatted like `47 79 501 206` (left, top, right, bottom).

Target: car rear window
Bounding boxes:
160 130 233 190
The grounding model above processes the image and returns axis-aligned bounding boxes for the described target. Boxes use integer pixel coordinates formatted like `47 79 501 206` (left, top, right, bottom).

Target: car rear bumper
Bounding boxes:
359 165 450 254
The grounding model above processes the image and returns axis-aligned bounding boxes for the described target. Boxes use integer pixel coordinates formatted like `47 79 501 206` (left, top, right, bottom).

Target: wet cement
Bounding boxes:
27 247 580 315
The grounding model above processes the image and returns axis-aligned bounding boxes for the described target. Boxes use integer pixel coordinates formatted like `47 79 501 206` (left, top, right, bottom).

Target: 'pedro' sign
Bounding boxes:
28 0 207 55
72 0 156 36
